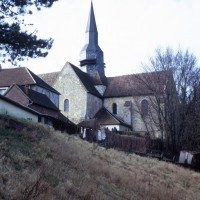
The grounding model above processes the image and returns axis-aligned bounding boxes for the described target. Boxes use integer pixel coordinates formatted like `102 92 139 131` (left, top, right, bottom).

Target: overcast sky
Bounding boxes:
5 0 200 76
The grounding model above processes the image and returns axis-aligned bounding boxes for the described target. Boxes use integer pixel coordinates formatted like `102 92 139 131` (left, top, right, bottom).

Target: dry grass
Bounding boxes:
0 118 200 199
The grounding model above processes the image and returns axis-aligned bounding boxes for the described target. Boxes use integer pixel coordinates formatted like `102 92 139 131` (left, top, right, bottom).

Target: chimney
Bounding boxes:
24 85 29 94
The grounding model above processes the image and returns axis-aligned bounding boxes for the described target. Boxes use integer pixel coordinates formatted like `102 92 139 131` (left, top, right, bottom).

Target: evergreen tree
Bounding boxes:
0 0 58 65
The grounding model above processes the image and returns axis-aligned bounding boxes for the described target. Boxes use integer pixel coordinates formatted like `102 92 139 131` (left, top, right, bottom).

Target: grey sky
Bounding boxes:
5 0 200 76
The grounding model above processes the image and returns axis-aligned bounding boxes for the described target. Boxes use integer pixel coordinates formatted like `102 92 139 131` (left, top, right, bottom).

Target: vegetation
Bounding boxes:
0 0 59 65
138 48 200 153
0 116 200 200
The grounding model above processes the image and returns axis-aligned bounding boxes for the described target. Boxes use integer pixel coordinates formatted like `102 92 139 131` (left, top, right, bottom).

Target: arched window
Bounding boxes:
64 99 69 112
141 99 149 117
112 103 117 114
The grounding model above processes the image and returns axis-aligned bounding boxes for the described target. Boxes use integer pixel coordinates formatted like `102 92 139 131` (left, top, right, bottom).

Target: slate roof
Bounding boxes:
88 72 107 86
70 63 101 97
17 85 59 111
104 71 169 98
5 84 59 111
38 63 102 97
94 107 131 128
0 67 59 94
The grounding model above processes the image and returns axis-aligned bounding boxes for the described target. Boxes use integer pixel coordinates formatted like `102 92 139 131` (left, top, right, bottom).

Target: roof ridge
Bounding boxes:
25 67 36 84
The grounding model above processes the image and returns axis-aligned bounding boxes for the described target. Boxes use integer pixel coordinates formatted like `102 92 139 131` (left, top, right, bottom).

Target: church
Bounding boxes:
39 2 169 137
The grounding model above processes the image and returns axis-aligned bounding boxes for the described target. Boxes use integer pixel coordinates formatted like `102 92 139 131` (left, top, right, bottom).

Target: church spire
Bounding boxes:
80 1 106 85
86 1 97 33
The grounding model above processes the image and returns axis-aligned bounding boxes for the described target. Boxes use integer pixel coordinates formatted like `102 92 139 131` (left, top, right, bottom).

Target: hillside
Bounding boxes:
0 116 200 200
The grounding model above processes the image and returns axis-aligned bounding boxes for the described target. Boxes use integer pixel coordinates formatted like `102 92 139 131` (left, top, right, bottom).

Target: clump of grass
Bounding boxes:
0 116 200 199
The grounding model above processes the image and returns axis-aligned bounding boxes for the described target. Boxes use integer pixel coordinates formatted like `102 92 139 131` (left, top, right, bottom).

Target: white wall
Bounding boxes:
0 98 39 122
102 125 129 132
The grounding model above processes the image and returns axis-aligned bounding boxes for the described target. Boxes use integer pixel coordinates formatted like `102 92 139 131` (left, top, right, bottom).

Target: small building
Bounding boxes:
0 94 41 122
0 67 59 107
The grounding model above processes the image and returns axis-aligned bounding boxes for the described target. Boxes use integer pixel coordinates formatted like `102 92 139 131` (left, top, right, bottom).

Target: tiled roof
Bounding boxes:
0 67 35 87
104 71 169 97
70 63 101 97
38 72 59 86
0 94 41 115
94 107 131 128
0 67 59 94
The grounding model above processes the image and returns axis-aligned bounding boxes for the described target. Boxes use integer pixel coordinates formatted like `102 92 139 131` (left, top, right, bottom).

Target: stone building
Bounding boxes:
40 2 170 137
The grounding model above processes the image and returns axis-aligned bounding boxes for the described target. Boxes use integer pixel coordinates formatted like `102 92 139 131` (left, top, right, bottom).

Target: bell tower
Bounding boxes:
80 2 106 86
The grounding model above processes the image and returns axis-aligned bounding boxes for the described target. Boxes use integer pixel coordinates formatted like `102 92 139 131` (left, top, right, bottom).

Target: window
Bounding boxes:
112 103 117 114
141 99 149 117
64 99 69 112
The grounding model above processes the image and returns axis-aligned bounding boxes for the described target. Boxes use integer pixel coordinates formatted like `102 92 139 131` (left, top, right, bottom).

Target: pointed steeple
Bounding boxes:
86 2 97 33
80 1 106 86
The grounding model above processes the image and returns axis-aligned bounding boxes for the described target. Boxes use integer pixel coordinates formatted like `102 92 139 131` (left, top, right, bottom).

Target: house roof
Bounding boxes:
0 94 41 116
18 85 59 111
0 67 59 94
5 84 59 111
104 71 169 98
94 107 131 128
27 69 59 94
0 94 73 127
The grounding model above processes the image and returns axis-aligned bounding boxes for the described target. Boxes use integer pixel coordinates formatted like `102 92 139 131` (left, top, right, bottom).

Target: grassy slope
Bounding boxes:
0 118 200 200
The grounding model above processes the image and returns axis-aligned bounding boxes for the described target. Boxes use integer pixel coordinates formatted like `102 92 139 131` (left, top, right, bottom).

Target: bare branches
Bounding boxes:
141 47 200 152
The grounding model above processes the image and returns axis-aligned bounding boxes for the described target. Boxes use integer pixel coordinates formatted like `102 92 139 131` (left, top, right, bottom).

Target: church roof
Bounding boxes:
94 107 131 128
38 71 60 86
70 63 102 97
104 71 169 98
0 67 59 94
38 63 102 98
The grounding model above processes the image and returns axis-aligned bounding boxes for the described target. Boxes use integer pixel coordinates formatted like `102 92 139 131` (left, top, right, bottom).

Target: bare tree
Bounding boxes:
137 48 200 153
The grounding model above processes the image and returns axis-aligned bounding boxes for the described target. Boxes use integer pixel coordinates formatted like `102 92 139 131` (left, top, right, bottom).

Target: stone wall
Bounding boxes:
53 63 88 124
104 95 162 137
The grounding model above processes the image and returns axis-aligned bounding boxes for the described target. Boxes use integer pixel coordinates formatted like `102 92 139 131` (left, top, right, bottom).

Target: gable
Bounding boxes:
94 107 131 128
54 62 87 93
4 84 30 105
